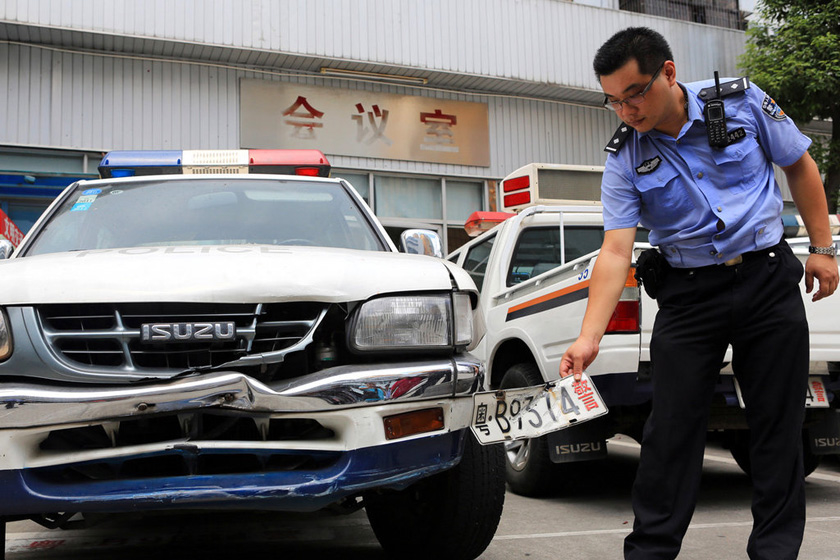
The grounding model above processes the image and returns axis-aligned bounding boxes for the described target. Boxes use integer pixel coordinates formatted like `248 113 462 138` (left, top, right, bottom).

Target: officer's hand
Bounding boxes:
560 337 600 382
805 253 839 302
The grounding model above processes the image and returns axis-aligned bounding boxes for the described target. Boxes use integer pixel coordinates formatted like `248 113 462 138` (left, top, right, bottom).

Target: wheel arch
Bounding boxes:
489 338 540 389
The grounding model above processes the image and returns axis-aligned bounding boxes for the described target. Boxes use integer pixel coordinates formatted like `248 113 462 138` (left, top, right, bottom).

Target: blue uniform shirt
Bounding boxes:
601 79 811 268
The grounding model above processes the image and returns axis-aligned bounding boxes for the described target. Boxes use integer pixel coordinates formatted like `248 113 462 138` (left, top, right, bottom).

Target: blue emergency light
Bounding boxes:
98 149 331 179
98 151 183 178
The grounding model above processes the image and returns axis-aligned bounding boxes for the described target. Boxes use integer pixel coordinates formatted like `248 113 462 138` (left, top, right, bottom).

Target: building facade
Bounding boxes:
0 0 796 252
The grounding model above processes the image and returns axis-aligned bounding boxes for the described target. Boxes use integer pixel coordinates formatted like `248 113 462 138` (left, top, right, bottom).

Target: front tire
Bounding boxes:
364 432 505 560
499 363 566 497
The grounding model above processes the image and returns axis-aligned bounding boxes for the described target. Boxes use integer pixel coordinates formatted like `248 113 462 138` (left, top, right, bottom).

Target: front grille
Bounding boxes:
38 302 327 372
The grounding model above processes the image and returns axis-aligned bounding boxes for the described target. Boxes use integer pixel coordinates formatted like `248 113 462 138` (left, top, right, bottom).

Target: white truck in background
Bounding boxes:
448 163 840 496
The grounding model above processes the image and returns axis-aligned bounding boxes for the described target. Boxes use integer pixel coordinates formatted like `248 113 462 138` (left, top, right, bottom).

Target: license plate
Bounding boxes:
733 376 830 409
805 377 831 408
470 373 608 445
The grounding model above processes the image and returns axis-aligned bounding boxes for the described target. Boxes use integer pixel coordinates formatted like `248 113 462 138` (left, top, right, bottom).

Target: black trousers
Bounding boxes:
624 241 809 560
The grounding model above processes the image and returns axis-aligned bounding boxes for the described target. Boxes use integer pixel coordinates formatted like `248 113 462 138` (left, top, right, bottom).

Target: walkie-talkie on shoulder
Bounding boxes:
704 71 729 148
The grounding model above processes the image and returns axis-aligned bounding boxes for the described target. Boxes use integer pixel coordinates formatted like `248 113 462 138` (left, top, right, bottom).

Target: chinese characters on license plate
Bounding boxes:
470 373 609 445
733 376 829 409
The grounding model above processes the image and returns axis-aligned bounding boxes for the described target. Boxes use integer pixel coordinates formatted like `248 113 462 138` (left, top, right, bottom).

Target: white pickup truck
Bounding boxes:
0 149 504 560
448 164 840 497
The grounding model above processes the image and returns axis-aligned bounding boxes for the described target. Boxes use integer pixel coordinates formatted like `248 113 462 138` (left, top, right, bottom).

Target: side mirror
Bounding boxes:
0 240 13 260
400 229 443 258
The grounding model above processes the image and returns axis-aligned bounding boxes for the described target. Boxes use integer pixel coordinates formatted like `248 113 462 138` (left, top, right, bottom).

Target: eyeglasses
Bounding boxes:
603 64 664 111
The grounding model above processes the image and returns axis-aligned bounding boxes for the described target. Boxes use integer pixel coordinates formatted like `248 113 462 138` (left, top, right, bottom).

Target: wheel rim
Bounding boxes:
504 438 531 471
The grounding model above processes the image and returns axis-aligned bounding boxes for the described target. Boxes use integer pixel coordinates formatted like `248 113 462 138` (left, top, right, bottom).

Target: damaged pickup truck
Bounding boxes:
0 150 504 559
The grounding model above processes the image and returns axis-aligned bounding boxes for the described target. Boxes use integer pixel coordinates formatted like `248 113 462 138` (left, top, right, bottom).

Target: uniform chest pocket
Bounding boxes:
634 157 687 211
711 136 764 190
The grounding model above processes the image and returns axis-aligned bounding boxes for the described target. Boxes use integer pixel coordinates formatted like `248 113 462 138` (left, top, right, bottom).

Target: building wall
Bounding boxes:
2 40 621 178
0 0 772 249
0 0 747 89
0 2 748 179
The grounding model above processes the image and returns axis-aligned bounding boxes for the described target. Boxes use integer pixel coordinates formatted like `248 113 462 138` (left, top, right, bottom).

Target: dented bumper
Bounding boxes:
0 430 468 516
0 357 482 429
0 357 482 517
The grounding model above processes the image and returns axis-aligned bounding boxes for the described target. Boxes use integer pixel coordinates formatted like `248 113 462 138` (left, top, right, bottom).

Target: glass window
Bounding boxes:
508 227 564 286
24 178 387 256
334 172 370 204
563 227 608 263
563 227 649 260
507 226 650 286
462 234 496 291
446 180 483 222
375 176 441 220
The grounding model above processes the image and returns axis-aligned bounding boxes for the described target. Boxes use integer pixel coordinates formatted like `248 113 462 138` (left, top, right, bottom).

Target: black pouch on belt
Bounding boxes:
634 248 668 299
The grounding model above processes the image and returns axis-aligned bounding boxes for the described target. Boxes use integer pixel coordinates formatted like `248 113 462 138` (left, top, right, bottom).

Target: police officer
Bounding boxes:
560 27 839 559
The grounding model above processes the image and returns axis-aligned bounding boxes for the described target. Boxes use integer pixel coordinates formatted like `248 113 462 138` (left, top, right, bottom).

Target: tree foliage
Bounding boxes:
739 0 840 210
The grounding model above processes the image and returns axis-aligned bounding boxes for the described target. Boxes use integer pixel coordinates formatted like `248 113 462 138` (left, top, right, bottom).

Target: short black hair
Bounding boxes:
593 27 673 80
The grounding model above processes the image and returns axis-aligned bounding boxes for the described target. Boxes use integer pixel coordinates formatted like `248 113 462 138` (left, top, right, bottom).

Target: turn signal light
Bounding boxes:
383 408 445 440
625 267 638 288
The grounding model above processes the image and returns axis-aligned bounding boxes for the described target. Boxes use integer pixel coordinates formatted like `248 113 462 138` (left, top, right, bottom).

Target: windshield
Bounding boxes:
24 178 387 256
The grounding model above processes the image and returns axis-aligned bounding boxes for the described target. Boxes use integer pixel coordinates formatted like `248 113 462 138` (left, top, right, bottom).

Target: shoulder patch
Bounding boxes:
698 77 750 100
605 124 632 153
761 94 787 121
635 156 661 175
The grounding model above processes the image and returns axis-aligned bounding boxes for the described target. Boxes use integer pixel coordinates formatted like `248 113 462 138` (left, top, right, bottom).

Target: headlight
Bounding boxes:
0 309 12 361
350 292 474 352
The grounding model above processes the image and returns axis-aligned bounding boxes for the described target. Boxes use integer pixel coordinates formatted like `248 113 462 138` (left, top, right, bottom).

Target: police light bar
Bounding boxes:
98 149 331 179
464 211 516 237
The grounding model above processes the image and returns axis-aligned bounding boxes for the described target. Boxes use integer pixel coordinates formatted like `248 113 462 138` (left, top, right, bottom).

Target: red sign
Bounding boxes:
0 208 24 247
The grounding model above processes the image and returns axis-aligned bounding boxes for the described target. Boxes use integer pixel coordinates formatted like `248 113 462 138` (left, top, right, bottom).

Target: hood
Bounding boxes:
0 245 469 304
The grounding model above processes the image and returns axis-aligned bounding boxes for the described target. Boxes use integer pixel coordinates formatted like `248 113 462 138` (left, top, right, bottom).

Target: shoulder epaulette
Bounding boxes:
604 123 632 154
698 77 750 101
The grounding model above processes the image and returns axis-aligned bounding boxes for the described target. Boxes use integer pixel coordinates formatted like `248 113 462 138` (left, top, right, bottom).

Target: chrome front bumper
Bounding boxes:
0 356 483 429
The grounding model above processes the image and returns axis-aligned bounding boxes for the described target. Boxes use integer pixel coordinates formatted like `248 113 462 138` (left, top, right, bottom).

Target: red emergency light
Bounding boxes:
248 149 331 176
503 191 531 208
501 174 532 209
464 211 516 237
503 175 530 192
